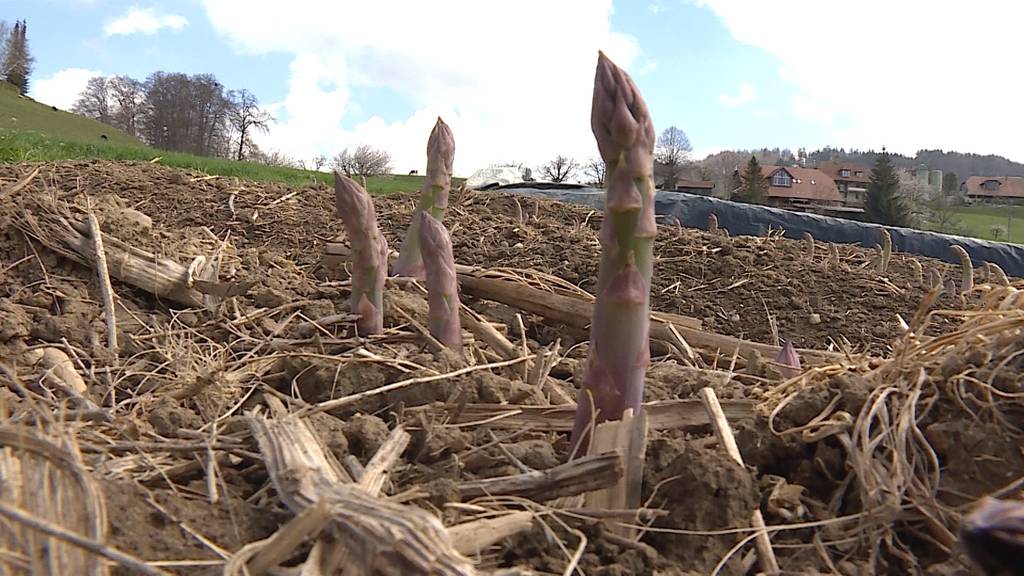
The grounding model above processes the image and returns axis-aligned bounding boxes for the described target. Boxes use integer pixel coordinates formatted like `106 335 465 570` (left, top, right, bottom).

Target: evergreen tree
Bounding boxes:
736 155 769 204
865 149 911 226
2 20 33 95
942 171 960 194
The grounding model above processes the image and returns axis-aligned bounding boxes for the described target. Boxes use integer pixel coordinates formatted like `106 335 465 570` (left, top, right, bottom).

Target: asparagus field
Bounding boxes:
2 54 1023 576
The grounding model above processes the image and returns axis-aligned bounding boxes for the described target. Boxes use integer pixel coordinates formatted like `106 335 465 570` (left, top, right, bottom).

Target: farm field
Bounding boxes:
1 158 1020 574
953 203 1024 243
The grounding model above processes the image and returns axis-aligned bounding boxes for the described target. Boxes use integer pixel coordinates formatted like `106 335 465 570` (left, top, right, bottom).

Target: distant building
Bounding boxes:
962 176 1024 203
748 165 843 209
815 160 872 207
671 179 715 196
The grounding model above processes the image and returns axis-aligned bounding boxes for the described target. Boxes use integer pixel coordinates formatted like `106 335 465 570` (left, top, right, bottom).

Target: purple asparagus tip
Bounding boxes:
775 339 802 379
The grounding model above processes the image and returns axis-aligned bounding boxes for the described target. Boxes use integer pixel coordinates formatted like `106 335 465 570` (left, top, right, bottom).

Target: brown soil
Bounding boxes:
0 159 1020 576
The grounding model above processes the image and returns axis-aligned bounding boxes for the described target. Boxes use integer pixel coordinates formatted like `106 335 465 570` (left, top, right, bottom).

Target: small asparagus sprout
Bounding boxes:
928 267 943 291
959 496 1024 576
418 212 462 353
908 258 923 286
951 244 974 293
360 174 367 190
803 232 815 261
878 229 892 274
334 173 388 335
986 262 1010 287
708 213 719 234
394 117 455 279
570 52 657 456
945 278 958 298
829 242 840 269
774 339 802 379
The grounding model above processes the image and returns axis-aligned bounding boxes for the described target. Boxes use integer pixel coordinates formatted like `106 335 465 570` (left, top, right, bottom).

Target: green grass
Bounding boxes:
952 204 1024 243
0 84 432 192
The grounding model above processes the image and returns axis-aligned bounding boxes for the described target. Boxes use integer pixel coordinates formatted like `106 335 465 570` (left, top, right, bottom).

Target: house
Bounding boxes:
733 165 842 210
962 176 1024 203
671 179 715 196
815 160 872 207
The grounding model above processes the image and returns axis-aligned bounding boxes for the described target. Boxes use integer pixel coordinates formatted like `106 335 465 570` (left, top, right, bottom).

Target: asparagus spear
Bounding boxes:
394 117 455 279
334 172 388 335
960 496 1024 576
570 52 657 455
418 212 462 353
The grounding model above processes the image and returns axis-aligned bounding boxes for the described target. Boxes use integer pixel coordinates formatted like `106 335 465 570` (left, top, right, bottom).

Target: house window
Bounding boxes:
983 180 1000 191
854 171 863 177
771 171 792 187
840 169 850 177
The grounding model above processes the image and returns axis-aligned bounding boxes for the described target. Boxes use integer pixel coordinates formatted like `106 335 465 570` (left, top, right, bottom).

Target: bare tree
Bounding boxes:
312 154 327 170
583 157 606 186
228 88 274 161
332 145 392 177
108 75 146 137
72 76 112 124
539 155 578 183
699 150 746 198
655 126 693 188
142 72 233 157
250 146 298 168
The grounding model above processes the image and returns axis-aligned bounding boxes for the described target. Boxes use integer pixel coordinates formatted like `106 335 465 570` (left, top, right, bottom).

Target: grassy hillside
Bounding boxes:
0 81 142 147
0 84 428 192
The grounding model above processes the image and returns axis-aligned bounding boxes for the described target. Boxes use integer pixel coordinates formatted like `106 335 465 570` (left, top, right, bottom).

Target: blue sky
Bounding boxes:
16 1 1024 175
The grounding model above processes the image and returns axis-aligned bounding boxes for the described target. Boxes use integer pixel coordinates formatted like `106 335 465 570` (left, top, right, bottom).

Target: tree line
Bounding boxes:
532 125 694 186
0 19 34 95
73 72 273 160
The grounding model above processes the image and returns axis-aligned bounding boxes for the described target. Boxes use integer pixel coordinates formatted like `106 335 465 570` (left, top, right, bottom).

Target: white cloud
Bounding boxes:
718 81 756 107
30 68 102 110
697 0 1024 161
200 0 640 176
104 6 188 36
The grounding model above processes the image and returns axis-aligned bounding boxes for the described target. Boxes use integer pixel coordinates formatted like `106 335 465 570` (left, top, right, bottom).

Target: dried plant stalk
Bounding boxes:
951 244 974 293
394 117 455 279
0 426 109 576
245 417 473 575
88 212 118 356
571 52 657 454
698 388 779 574
334 173 388 335
418 212 462 353
878 229 892 274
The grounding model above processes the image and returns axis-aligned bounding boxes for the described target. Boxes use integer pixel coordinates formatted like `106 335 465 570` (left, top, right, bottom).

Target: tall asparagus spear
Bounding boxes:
418 212 462 353
569 52 657 456
334 172 388 335
393 117 455 279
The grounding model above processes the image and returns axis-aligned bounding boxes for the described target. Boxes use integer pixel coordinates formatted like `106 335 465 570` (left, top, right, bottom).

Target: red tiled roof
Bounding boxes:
963 176 1024 198
815 159 872 184
761 166 841 202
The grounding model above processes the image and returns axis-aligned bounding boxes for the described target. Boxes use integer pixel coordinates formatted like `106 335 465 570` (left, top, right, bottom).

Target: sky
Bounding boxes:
14 0 1024 176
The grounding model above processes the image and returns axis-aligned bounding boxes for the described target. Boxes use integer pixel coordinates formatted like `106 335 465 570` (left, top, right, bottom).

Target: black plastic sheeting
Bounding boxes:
494 186 1024 277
